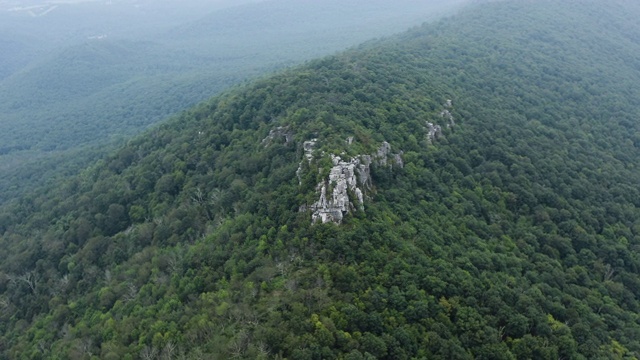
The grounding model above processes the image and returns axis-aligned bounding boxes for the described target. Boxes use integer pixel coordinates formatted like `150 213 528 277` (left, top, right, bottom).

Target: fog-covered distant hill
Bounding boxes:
0 0 257 49
0 0 468 204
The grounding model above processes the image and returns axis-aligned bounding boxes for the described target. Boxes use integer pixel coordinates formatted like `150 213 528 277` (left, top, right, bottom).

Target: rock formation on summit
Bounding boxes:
298 140 402 224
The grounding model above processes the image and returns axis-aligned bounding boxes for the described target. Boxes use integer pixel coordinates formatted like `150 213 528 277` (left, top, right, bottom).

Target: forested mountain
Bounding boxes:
0 0 465 205
3 0 640 358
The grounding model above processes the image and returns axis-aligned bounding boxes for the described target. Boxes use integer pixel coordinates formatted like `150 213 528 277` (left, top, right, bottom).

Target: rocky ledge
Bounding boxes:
299 141 402 224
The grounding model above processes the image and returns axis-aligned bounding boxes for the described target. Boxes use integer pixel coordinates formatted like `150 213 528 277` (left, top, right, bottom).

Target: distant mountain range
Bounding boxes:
0 0 467 204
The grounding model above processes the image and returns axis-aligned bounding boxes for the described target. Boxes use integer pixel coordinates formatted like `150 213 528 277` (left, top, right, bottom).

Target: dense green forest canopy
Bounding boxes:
3 0 640 358
0 0 465 205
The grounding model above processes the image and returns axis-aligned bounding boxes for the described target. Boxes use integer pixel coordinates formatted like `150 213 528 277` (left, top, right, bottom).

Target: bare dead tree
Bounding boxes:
255 342 270 358
0 296 9 312
228 334 248 360
209 188 223 208
245 312 260 327
497 326 505 341
60 274 70 288
60 323 72 340
191 187 206 205
276 261 289 277
16 271 38 294
604 264 615 281
38 339 51 355
140 345 158 360
123 282 138 302
160 341 176 360
79 338 93 358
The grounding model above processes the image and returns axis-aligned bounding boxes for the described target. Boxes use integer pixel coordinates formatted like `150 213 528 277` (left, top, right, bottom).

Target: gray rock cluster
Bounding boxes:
262 126 294 146
426 122 443 144
299 139 402 224
261 125 410 224
440 109 455 128
302 139 317 162
305 154 367 224
296 138 317 184
427 99 455 143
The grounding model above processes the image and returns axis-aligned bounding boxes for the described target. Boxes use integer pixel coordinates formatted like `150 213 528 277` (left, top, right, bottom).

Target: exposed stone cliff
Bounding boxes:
299 140 402 224
271 99 453 224
262 126 294 146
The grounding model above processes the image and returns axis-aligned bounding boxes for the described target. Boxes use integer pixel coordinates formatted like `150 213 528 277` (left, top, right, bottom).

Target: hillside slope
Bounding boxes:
3 0 640 358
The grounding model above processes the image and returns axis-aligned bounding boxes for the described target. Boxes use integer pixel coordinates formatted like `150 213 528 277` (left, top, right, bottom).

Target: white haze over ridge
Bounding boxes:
0 0 470 203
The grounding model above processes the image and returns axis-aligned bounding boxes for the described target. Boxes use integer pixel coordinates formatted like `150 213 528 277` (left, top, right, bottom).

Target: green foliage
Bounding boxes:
3 0 640 358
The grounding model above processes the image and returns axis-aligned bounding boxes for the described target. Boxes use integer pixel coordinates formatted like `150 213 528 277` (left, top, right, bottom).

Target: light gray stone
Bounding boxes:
262 126 294 146
300 141 403 224
440 109 455 128
297 139 318 184
375 141 392 166
308 154 366 224
426 122 443 144
393 152 404 168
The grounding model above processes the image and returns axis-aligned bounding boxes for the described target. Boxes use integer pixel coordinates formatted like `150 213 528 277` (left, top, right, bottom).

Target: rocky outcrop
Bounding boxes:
299 140 402 224
442 99 455 128
375 141 392 166
427 99 455 143
346 136 354 146
304 155 367 224
393 153 404 168
426 122 443 144
296 139 317 184
262 126 294 146
373 141 404 168
302 139 317 162
440 109 455 128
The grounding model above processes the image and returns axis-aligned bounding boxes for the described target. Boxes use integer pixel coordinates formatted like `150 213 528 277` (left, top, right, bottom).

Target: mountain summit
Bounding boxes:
2 0 640 358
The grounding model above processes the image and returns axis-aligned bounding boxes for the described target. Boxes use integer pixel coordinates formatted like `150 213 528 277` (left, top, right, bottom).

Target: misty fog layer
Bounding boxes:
0 0 468 204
